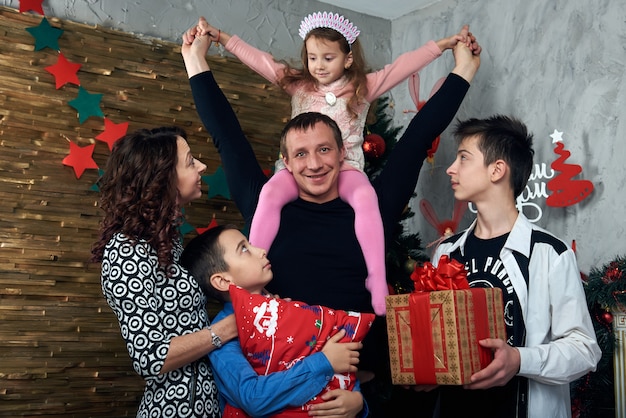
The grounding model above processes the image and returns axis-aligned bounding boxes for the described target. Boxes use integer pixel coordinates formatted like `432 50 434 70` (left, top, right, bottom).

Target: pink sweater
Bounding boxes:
225 35 442 170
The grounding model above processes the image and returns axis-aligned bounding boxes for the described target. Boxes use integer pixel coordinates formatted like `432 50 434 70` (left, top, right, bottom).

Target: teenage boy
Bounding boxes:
431 115 601 417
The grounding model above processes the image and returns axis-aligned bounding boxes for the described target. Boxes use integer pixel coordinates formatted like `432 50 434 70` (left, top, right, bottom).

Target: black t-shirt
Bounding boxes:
440 232 528 418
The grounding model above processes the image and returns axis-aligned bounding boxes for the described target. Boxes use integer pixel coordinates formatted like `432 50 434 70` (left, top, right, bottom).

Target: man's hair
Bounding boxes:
180 224 240 303
453 115 534 198
279 112 343 157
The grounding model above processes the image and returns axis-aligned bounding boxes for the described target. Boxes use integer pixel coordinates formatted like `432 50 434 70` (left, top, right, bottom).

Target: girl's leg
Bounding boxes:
338 170 388 316
249 169 298 251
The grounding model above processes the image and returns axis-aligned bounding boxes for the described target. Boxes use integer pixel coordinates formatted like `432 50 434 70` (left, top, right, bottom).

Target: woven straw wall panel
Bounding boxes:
0 6 290 416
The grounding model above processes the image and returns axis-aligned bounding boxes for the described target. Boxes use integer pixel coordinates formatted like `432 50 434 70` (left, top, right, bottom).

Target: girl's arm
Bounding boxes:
225 35 292 88
365 25 472 101
365 40 442 101
196 17 291 89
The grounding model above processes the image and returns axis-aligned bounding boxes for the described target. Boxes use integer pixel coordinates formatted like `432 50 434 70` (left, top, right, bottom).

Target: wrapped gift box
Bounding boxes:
385 256 506 385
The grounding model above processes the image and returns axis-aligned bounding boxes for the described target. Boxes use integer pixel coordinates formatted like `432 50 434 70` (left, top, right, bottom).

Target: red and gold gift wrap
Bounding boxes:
385 255 507 385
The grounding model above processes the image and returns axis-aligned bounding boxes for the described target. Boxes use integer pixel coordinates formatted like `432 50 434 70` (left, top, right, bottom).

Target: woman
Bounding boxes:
91 126 237 417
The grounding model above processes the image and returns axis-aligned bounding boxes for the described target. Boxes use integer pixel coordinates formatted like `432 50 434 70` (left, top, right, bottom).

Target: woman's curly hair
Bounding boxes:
91 126 188 269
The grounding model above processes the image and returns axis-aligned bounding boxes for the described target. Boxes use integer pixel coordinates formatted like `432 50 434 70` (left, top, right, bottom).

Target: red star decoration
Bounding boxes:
96 118 129 150
19 0 44 14
62 141 99 179
45 52 82 89
196 217 219 234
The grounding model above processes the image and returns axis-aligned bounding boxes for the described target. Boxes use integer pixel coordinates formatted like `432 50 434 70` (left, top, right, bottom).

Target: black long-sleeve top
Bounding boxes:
190 71 470 373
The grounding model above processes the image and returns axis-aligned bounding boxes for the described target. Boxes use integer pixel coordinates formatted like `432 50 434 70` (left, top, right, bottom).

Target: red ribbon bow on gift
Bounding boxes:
411 255 469 291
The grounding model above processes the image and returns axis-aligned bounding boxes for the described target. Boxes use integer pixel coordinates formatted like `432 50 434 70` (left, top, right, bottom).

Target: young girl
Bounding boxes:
196 13 472 316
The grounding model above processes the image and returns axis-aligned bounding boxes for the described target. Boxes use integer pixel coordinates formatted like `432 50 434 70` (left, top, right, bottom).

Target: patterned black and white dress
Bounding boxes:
101 233 220 417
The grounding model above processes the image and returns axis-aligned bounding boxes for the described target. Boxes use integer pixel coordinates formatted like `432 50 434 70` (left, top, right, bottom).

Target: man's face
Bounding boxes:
283 122 345 204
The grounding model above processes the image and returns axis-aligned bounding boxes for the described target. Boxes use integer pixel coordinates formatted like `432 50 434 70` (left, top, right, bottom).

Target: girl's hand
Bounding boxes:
197 16 232 46
436 24 469 51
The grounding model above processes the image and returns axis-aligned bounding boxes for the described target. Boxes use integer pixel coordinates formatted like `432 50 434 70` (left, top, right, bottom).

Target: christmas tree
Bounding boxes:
363 97 429 295
570 256 625 418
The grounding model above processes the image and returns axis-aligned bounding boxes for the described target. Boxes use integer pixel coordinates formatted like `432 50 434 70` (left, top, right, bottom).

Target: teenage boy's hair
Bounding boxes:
180 224 240 303
454 115 534 198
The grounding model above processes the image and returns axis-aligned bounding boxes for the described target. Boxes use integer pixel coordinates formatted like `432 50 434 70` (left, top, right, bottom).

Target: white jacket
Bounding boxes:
433 213 601 418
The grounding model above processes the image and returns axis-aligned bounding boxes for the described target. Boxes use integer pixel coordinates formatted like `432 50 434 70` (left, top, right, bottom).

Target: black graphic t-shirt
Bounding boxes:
438 232 528 418
462 232 525 347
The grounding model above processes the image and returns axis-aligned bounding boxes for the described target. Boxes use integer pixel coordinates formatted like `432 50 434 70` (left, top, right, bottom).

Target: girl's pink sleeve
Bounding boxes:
365 40 441 101
225 35 292 90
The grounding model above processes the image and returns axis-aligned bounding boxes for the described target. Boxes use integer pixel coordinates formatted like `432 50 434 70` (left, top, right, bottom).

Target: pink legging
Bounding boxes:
249 168 388 316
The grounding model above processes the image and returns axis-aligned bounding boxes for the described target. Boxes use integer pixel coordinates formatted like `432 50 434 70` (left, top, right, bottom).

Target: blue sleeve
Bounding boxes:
209 341 334 416
209 306 334 416
371 73 470 242
189 71 267 226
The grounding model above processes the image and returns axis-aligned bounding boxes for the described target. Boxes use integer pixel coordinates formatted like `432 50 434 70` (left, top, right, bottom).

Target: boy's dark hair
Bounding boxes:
279 112 343 157
180 224 240 303
454 115 534 198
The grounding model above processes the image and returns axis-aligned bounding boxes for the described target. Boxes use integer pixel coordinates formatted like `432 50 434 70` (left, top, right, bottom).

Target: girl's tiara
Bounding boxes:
298 11 360 45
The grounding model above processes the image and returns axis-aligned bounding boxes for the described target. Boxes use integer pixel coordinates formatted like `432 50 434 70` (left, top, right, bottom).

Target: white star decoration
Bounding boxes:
550 129 564 143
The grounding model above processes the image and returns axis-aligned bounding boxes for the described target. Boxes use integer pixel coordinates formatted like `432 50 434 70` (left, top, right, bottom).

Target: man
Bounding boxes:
181 22 480 416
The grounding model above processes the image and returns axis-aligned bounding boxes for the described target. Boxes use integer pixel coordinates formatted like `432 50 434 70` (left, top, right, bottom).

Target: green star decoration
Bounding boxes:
90 169 105 192
202 166 231 199
68 86 104 124
178 208 195 236
26 17 63 51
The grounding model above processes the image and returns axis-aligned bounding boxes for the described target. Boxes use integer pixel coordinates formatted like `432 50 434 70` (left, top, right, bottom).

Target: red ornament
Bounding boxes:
363 133 386 159
601 310 613 324
603 263 623 284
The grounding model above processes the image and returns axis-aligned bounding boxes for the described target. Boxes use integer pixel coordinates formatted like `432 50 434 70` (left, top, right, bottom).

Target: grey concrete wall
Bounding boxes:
390 0 625 273
3 0 391 68
7 0 624 273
